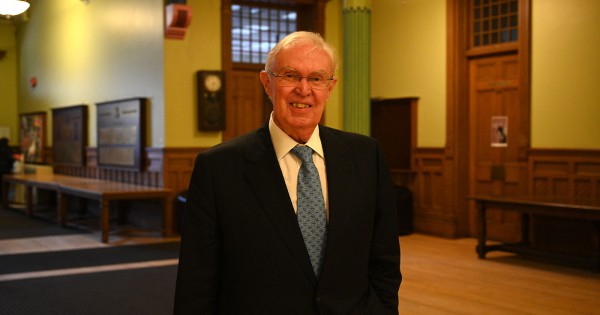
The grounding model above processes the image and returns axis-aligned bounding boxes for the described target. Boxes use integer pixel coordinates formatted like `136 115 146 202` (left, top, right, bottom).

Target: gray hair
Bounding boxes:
265 31 338 75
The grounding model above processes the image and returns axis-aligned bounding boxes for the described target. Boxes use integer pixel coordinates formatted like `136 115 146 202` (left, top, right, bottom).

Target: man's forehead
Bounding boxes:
275 45 333 73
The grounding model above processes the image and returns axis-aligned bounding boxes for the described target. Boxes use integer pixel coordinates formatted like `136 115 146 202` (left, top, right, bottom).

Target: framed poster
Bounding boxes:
96 98 146 171
20 112 46 164
52 105 88 166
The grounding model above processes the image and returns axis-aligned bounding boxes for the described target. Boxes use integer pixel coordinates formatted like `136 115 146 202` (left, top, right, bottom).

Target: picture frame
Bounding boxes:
52 105 88 166
19 112 47 164
96 98 146 171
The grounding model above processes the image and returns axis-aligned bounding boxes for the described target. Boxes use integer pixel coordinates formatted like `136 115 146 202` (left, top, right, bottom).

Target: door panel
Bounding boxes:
223 70 270 141
469 54 528 242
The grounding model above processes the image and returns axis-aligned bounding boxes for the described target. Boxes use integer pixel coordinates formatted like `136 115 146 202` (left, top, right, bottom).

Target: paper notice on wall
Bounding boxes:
491 116 508 147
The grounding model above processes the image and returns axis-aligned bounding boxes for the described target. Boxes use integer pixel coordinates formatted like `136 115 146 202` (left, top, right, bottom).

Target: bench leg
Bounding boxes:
477 201 488 259
592 221 600 273
25 186 33 216
521 212 530 245
101 199 110 243
57 193 67 226
163 195 174 237
2 179 8 208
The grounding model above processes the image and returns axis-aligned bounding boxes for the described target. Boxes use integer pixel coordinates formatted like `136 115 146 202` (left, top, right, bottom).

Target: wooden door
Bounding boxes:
223 70 271 141
469 54 528 242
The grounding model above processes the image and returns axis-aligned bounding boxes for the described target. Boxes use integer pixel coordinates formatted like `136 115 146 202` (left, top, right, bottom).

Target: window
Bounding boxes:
472 0 518 47
231 4 297 64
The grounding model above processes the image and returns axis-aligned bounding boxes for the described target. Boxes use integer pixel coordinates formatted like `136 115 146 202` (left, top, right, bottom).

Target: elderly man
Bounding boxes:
174 31 401 314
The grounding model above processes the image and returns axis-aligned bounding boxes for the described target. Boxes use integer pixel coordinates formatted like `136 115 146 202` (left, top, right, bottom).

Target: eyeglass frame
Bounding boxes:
265 69 335 89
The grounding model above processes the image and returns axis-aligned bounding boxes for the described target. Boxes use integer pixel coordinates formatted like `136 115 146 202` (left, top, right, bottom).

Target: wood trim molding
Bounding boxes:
445 0 471 237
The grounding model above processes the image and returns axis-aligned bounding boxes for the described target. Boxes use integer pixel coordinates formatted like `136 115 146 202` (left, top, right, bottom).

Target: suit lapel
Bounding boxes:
319 126 355 279
243 126 317 285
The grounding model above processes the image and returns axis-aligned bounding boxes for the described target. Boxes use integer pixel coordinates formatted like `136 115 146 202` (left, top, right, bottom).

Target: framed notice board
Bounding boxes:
52 105 88 166
96 98 146 171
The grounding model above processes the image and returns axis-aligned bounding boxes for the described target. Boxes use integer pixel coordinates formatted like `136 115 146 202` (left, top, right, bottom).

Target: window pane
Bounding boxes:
471 0 518 48
231 4 297 64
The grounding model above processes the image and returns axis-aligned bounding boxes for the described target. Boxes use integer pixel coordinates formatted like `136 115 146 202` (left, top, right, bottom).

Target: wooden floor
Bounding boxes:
1 214 599 314
399 234 600 315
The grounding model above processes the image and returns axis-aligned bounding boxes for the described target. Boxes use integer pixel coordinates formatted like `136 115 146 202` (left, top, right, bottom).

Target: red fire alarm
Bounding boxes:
30 76 37 88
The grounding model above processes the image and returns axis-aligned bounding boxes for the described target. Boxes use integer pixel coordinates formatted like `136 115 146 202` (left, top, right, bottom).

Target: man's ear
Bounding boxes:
259 71 272 98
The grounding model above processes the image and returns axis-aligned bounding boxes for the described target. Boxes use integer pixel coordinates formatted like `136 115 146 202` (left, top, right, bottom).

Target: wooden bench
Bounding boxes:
468 194 600 272
2 173 174 243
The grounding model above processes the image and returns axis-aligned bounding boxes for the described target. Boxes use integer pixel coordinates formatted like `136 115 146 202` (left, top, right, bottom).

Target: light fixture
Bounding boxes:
0 0 30 16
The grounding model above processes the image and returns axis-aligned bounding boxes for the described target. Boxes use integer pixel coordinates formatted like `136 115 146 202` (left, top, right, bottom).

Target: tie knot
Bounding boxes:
291 145 313 164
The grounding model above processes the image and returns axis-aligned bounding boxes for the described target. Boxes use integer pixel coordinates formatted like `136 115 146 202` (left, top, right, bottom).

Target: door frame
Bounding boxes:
446 0 531 236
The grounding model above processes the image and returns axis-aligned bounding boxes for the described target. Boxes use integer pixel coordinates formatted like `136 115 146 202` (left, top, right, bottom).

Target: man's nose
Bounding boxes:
294 78 312 95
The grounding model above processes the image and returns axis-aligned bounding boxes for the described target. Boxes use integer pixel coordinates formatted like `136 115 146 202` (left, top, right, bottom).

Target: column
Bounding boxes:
343 0 371 135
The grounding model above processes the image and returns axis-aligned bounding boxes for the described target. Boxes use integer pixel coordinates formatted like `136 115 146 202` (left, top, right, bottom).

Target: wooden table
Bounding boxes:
468 194 600 272
3 174 174 243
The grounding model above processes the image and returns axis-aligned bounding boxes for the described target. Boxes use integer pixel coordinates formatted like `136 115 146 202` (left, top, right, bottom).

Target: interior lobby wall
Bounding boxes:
531 0 600 149
16 0 165 147
164 0 222 148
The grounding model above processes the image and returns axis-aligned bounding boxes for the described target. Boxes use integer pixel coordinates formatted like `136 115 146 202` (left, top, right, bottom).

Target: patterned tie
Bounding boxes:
291 145 327 278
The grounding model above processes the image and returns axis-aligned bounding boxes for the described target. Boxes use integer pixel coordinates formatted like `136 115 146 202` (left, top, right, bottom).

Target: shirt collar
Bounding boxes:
268 112 324 161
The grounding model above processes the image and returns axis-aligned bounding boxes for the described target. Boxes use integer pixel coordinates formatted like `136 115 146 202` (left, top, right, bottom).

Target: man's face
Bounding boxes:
260 44 337 143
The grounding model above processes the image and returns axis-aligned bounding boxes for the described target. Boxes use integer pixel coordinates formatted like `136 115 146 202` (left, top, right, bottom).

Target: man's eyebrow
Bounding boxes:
283 66 328 75
282 66 299 72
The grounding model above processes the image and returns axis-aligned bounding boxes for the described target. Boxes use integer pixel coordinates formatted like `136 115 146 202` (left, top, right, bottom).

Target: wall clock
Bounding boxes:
197 70 225 131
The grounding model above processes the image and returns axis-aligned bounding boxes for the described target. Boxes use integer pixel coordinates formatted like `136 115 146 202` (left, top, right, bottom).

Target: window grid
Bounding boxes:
472 0 518 47
232 4 297 64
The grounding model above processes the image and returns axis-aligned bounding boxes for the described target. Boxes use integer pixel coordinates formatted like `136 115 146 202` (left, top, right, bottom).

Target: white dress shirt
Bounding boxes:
268 113 329 220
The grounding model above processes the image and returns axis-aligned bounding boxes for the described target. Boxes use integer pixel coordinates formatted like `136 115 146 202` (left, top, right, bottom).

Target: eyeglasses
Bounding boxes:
266 69 334 89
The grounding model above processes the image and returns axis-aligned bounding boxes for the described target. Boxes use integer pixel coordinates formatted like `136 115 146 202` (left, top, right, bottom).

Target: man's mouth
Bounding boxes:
291 102 311 109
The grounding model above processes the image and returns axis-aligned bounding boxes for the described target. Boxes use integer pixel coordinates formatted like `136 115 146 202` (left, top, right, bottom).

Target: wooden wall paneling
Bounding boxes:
159 147 206 196
529 149 600 200
528 149 600 255
413 148 457 237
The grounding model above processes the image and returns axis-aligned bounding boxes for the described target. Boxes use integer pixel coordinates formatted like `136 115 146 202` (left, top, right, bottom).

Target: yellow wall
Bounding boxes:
5 0 599 151
0 23 19 142
371 0 447 148
16 0 164 147
164 0 222 148
531 0 600 149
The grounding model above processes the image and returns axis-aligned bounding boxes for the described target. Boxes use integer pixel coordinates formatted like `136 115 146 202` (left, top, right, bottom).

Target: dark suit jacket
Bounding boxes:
174 125 401 314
